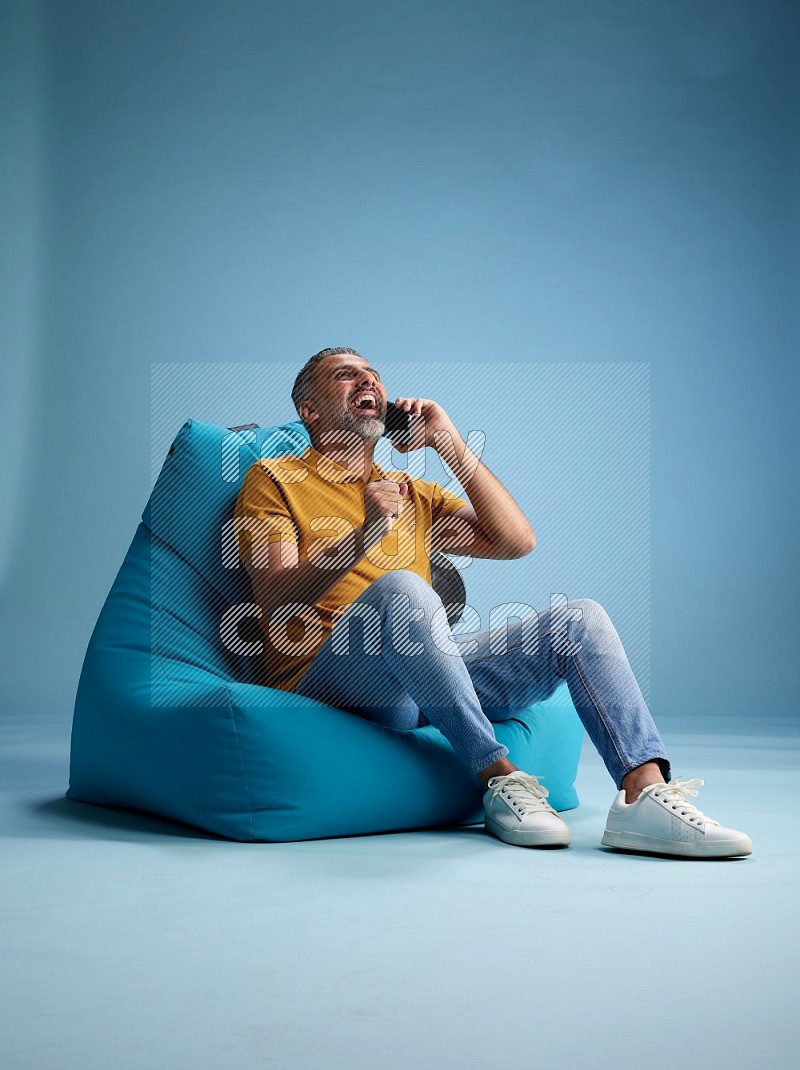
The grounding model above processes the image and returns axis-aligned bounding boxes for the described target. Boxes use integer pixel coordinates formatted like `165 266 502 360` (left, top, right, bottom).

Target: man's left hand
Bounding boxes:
390 397 457 454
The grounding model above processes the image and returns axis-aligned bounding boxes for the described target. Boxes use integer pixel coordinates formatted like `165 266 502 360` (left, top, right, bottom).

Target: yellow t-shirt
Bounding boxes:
233 444 469 692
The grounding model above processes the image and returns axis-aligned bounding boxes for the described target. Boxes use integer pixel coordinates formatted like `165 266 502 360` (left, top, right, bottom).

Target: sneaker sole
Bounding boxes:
601 828 752 859
485 816 571 848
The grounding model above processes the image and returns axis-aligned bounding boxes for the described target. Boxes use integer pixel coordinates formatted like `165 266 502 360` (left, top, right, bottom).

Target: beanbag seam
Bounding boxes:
224 689 256 841
151 648 257 840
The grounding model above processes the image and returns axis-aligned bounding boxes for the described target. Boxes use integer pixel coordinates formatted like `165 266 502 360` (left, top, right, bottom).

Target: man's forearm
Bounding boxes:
250 521 386 624
436 426 536 553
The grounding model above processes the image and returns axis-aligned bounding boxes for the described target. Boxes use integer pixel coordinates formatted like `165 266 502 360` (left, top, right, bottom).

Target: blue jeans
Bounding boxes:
294 570 670 788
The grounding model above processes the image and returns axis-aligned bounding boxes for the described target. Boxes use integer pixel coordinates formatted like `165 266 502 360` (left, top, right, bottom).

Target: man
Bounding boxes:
234 346 752 858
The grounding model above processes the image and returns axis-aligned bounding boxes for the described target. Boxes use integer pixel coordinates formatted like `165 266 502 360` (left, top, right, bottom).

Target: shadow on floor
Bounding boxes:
33 796 225 842
31 795 488 846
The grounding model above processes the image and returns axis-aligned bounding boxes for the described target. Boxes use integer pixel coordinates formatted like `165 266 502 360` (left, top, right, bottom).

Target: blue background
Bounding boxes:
2 0 797 725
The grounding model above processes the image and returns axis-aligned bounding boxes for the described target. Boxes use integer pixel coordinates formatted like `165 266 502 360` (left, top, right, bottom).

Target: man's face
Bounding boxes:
302 355 388 443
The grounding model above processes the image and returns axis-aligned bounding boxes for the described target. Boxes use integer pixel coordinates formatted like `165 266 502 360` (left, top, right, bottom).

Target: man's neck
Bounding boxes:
309 435 376 481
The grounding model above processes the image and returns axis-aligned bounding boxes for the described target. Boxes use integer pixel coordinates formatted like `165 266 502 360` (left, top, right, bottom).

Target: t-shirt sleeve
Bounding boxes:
234 461 299 566
430 481 470 523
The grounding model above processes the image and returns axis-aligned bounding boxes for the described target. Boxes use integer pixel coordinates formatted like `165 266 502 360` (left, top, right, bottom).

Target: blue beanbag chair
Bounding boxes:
66 418 586 841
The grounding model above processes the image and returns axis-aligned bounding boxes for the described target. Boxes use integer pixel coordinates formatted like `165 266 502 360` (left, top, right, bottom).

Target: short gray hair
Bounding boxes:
291 347 363 427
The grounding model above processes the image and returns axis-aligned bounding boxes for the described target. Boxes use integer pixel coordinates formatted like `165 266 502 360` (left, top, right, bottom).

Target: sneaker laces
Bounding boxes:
641 777 720 828
488 771 555 815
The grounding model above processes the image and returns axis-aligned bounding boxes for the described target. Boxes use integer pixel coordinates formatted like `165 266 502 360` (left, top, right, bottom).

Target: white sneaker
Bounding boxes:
483 770 571 848
601 777 753 858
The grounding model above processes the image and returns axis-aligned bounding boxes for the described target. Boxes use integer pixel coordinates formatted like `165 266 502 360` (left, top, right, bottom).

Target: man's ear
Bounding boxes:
298 400 319 426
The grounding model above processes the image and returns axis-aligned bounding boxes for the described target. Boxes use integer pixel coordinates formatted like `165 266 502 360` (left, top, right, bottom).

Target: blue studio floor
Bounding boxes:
1 712 798 1070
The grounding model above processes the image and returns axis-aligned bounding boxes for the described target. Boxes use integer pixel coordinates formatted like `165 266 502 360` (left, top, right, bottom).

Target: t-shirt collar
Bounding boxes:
302 444 387 483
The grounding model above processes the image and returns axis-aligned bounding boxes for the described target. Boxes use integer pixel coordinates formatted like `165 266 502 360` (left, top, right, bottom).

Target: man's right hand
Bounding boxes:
363 479 409 542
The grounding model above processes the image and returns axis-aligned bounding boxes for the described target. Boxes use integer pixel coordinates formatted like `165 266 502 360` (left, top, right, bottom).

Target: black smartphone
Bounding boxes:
382 401 412 445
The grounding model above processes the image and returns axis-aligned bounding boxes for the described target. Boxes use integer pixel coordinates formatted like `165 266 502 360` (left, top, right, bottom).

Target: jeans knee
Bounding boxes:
570 597 607 619
369 569 439 603
567 598 615 645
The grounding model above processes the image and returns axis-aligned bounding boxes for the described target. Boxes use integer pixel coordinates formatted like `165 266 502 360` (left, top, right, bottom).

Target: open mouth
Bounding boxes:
350 393 381 416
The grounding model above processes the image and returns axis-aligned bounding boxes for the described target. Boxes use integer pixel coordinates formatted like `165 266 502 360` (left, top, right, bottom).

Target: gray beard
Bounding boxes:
336 408 385 442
